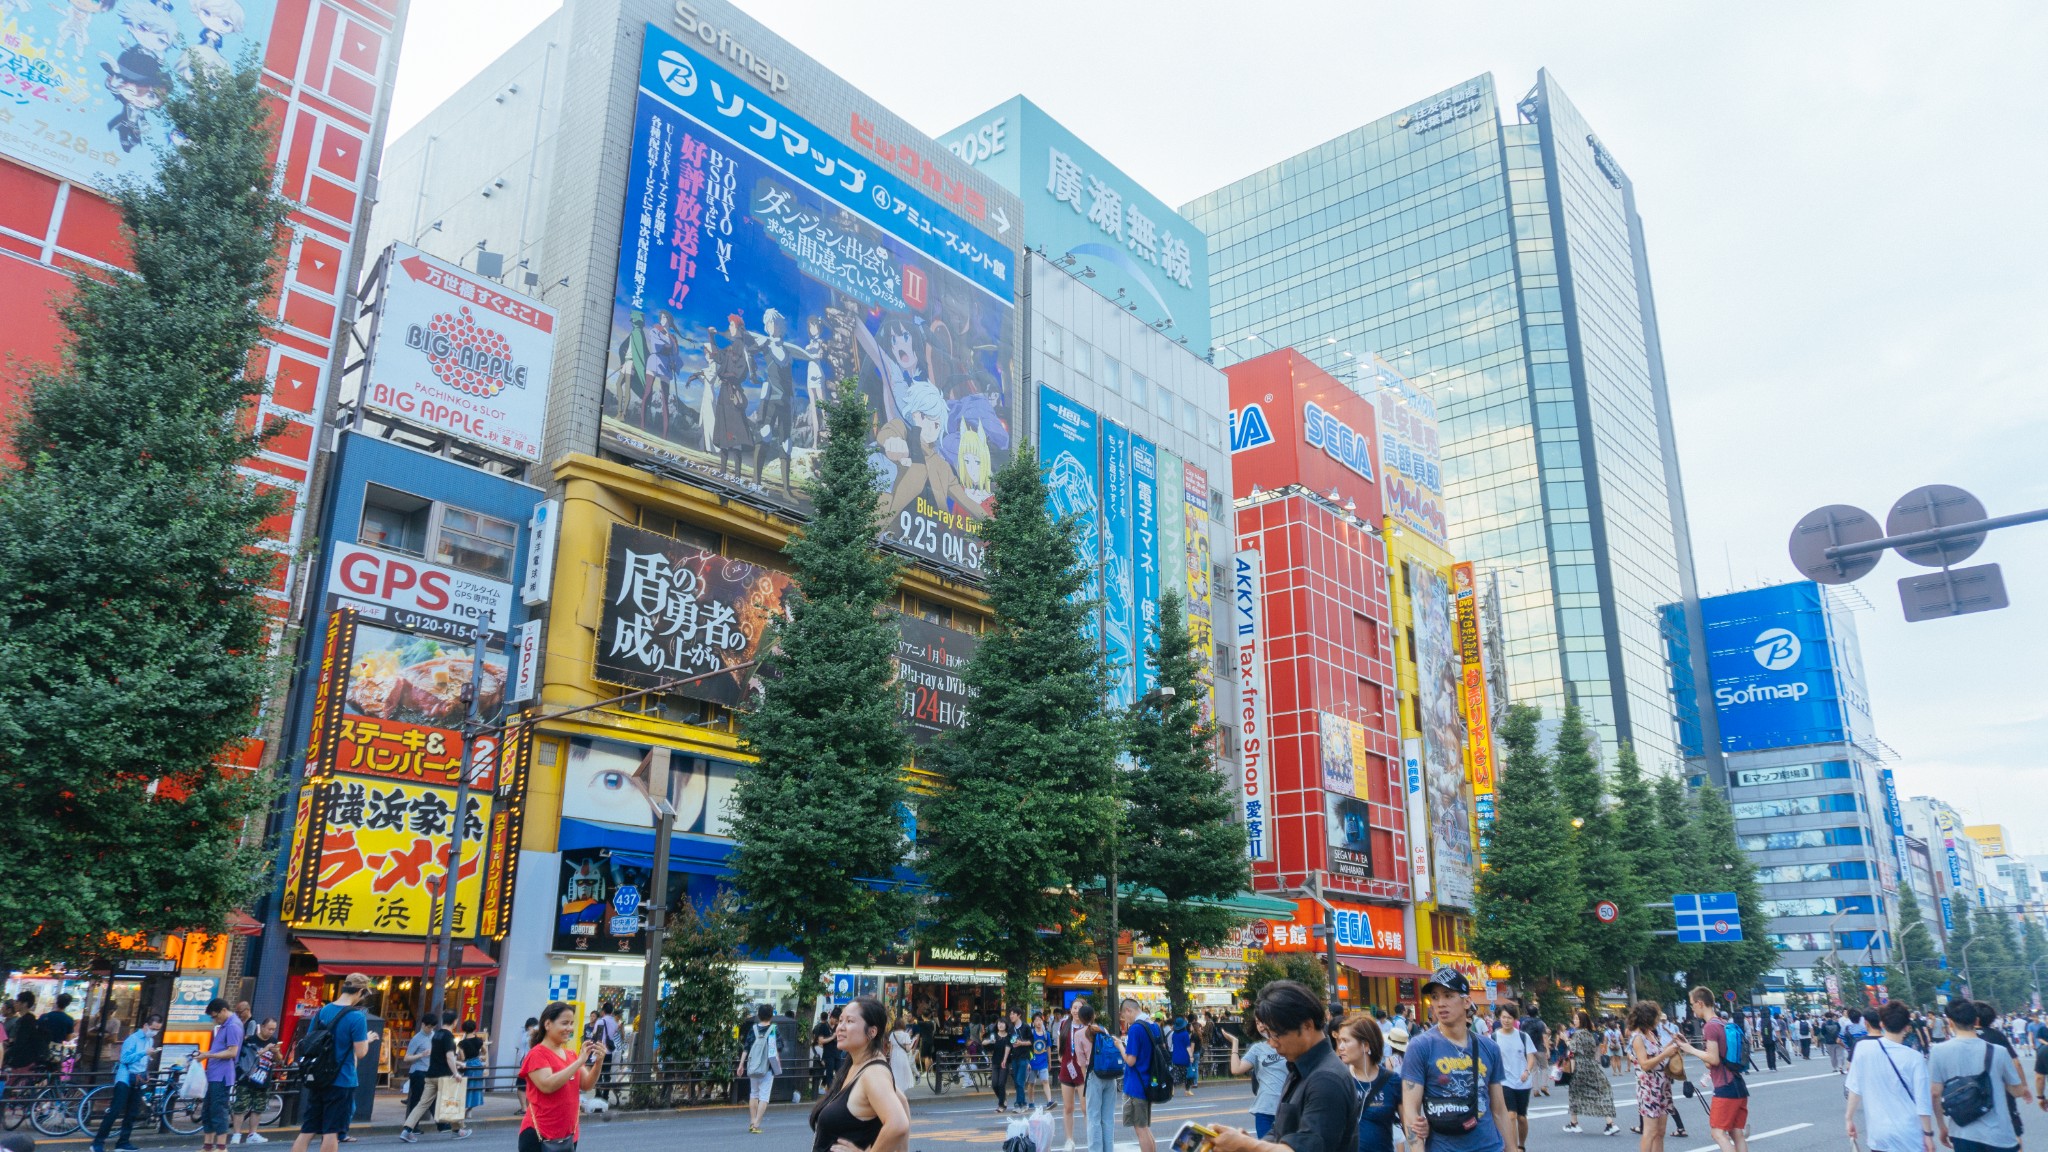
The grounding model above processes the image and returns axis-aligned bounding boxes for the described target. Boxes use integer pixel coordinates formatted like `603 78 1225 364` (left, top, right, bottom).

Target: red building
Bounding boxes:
1228 349 1419 1004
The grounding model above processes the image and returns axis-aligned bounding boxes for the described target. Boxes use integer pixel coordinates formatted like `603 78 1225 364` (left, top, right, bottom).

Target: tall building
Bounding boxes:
1186 72 1716 778
1677 581 1901 998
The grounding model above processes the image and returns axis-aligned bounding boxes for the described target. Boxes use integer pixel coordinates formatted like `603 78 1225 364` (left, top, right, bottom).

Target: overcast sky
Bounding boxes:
388 2 2048 855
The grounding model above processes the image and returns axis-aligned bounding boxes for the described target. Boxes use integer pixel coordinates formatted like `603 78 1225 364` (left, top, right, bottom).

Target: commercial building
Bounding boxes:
1903 797 1993 929
1187 71 1716 780
1678 581 1899 997
0 0 411 1054
1228 348 1426 1010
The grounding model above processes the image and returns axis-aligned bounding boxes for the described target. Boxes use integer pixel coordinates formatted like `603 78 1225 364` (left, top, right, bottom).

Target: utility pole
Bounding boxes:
428 611 493 1018
633 747 675 1068
1303 872 1341 1014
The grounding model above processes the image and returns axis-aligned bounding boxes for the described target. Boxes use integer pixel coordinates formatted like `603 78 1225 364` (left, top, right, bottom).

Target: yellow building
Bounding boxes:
508 454 1000 1026
1383 523 1490 1005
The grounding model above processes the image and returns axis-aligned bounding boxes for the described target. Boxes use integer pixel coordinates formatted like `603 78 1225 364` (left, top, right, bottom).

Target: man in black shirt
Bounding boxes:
1210 980 1360 1152
39 994 76 1051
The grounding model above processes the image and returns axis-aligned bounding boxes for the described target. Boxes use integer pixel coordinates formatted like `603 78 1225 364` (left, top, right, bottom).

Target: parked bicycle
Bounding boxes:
923 1050 992 1096
75 1066 223 1139
2 1057 88 1138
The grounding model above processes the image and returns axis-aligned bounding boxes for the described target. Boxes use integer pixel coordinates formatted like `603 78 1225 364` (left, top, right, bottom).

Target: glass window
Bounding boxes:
1157 386 1177 425
1073 341 1094 378
360 485 430 556
435 506 518 580
1103 357 1121 394
1129 373 1148 409
1042 322 1064 360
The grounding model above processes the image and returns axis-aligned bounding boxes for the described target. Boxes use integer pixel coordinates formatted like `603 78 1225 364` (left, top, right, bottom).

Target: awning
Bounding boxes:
298 936 500 978
226 911 265 937
1336 956 1430 980
1117 887 1298 919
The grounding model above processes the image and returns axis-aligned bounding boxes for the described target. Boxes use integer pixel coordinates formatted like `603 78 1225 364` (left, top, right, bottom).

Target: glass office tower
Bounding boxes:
1186 70 1715 776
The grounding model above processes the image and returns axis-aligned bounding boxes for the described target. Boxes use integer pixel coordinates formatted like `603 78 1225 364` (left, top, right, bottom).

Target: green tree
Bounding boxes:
1975 905 2025 1009
1679 783 1778 994
1645 772 1699 1003
1550 706 1637 997
729 387 913 1012
0 62 288 970
1946 901 1977 998
1607 744 1671 997
914 448 1118 1009
1472 705 1583 1003
655 895 745 1077
1885 883 1943 1009
1119 591 1250 1022
2020 918 2048 1009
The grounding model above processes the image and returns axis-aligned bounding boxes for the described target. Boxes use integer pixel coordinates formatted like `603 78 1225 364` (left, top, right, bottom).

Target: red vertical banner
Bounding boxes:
302 607 358 779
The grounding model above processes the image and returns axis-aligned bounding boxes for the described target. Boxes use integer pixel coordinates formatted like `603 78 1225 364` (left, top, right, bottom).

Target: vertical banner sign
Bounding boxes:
510 620 543 705
1183 463 1214 718
1411 561 1475 909
279 790 324 926
1101 422 1136 707
1878 767 1905 895
1038 387 1102 642
1403 738 1433 903
1132 437 1162 694
1232 550 1272 862
303 609 360 781
1451 563 1496 797
479 721 534 940
1158 449 1185 629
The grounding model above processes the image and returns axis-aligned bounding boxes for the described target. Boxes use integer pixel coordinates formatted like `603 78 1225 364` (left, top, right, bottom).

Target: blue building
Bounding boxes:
1185 72 1716 779
1678 581 1902 995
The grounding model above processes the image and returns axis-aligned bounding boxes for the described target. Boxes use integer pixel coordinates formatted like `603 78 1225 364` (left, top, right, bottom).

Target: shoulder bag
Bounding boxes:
1424 1035 1483 1136
522 1054 576 1152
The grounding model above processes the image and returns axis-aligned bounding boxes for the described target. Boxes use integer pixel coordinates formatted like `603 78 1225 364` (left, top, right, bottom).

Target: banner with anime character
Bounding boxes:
0 0 279 190
601 24 1017 578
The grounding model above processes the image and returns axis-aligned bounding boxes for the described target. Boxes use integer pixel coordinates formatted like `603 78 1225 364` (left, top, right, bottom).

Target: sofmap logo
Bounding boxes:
1229 404 1273 453
656 50 698 98
1752 627 1801 671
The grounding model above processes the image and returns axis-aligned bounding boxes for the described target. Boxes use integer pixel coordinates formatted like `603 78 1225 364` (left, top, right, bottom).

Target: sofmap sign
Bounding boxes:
365 244 556 461
1700 582 1847 752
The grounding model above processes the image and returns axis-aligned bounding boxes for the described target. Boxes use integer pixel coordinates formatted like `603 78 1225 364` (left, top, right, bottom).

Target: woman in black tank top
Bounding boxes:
809 996 908 1152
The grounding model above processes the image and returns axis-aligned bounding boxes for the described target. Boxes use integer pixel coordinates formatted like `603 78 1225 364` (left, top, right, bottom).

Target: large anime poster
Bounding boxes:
602 25 1016 578
0 0 279 191
1100 421 1135 706
1037 386 1100 643
1410 560 1476 909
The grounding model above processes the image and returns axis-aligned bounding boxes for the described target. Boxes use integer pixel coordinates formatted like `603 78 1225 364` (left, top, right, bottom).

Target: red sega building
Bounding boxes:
1228 349 1422 1008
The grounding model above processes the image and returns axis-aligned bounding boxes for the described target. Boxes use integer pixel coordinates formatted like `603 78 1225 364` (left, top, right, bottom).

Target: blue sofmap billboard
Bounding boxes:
940 97 1209 354
1701 582 1854 752
602 23 1017 577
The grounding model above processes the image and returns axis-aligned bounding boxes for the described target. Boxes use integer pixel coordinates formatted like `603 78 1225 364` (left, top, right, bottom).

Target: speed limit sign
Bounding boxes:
1594 900 1619 924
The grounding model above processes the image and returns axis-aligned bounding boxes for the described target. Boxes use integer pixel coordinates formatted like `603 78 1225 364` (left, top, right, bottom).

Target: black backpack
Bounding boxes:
1939 1044 1997 1128
1142 1021 1174 1104
294 1006 359 1091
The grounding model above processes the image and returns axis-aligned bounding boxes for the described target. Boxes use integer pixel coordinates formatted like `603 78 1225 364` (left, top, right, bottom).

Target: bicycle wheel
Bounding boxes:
260 1091 286 1126
163 1092 206 1136
32 1085 83 1137
77 1084 113 1133
926 1061 946 1095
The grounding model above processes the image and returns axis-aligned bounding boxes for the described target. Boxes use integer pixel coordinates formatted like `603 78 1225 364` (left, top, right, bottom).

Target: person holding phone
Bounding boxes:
1209 980 1359 1152
518 1003 603 1152
1399 968 1519 1152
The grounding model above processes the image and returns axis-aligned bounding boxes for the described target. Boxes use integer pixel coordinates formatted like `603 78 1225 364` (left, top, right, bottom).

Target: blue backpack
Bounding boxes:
1721 1018 1747 1068
1090 1027 1124 1080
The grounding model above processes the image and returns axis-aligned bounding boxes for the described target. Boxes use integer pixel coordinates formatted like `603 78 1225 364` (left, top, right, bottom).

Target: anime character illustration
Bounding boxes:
608 309 651 422
877 379 982 523
747 308 815 498
705 313 756 475
182 0 243 75
100 44 169 153
939 370 1009 504
116 0 177 63
52 0 118 57
860 311 931 425
638 310 684 439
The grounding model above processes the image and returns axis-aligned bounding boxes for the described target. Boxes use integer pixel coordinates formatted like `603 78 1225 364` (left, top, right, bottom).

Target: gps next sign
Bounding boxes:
1700 582 1850 753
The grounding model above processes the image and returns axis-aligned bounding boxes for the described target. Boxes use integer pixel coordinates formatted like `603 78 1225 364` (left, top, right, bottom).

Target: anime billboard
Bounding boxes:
0 0 278 191
601 24 1016 578
1409 561 1476 909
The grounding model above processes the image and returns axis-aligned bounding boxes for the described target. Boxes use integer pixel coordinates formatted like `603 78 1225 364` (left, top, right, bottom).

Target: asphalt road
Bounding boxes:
41 1054 1890 1152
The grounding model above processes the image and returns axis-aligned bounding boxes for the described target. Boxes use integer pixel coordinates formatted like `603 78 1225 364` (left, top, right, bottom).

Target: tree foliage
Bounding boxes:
0 61 288 969
1885 883 1943 1009
914 448 1117 1008
1676 782 1777 994
1606 744 1671 992
1552 706 1636 996
655 895 745 1073
729 387 913 1011
1472 705 1583 999
1118 591 1250 1022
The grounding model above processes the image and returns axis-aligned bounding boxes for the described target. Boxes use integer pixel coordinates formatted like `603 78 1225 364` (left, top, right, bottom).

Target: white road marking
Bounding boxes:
1676 1122 1813 1152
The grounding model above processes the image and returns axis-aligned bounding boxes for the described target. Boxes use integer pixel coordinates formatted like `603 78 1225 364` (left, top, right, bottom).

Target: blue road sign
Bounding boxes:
1674 892 1743 943
611 885 641 918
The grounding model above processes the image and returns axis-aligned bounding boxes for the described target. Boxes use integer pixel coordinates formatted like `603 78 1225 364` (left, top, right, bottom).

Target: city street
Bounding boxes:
52 1055 1872 1152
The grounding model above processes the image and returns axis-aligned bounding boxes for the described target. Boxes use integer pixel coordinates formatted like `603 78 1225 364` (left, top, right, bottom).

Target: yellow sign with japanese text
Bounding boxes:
286 777 492 938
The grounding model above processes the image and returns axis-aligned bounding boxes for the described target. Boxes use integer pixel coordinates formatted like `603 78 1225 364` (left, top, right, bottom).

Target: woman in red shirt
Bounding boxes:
518 1002 605 1152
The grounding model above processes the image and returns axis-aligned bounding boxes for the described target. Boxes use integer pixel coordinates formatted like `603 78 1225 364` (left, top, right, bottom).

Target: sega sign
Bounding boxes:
1303 401 1374 482
328 543 514 639
1224 350 1383 520
1699 582 1849 753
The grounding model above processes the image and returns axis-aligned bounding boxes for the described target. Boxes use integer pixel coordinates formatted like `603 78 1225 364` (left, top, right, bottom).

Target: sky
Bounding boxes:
385 2 2048 855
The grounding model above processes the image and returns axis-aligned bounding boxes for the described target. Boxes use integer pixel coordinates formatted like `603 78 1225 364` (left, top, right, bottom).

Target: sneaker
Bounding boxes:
114 1146 142 1152
1563 1124 1583 1133
248 1136 271 1145
453 1130 472 1140
231 1137 245 1146
1604 1124 1621 1136
399 1131 417 1144
90 1144 107 1152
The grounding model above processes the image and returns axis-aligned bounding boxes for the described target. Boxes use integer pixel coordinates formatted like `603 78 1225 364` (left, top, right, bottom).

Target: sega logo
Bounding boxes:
1229 403 1273 453
1302 401 1374 481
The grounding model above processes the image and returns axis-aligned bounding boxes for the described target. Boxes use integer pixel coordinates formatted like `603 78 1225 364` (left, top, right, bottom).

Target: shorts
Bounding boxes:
1502 1086 1531 1115
748 1072 773 1102
299 1085 354 1135
233 1078 270 1115
203 1080 233 1134
1709 1095 1749 1131
1122 1095 1152 1128
1032 1066 1049 1083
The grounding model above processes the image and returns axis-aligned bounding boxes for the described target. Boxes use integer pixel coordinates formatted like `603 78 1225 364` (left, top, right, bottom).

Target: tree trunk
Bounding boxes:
796 954 822 1020
1166 939 1189 1024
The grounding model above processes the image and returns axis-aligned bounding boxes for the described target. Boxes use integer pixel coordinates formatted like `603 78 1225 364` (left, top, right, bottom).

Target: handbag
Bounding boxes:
1424 1035 1482 1136
523 1096 575 1152
436 1076 468 1124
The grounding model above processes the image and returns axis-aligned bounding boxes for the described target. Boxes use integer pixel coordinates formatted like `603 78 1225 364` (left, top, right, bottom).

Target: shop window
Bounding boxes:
360 485 430 557
435 506 518 581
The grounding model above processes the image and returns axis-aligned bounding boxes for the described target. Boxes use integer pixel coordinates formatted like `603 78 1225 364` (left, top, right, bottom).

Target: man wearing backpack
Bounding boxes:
1679 987 1750 1152
1824 1013 1846 1074
1930 999 2025 1152
1798 1015 1814 1061
1118 999 1164 1152
737 1004 779 1135
1844 1002 1933 1152
287 973 373 1152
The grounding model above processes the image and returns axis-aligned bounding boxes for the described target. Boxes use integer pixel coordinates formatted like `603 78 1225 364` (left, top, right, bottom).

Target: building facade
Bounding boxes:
1684 582 1899 996
1186 71 1715 779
